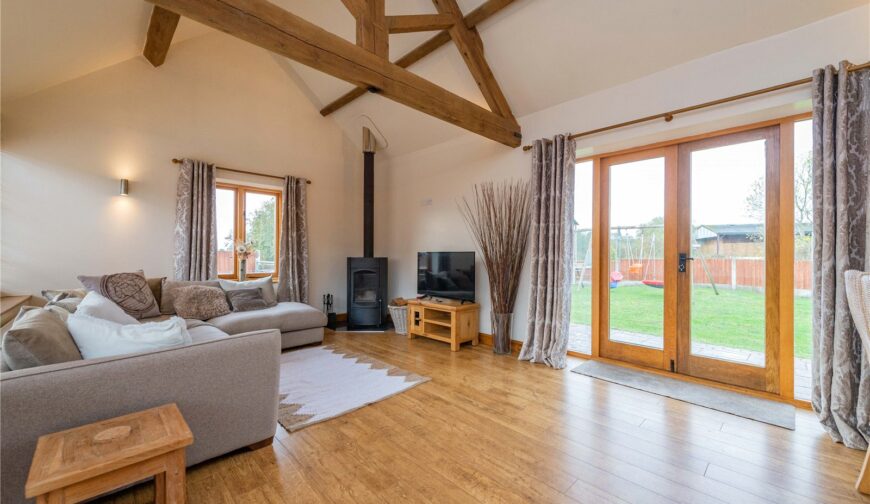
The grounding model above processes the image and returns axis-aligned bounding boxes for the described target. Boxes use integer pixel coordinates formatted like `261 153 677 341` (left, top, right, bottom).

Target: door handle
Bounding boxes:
678 253 694 273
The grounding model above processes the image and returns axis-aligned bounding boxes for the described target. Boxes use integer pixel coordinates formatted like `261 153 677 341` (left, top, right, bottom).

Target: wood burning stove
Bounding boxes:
347 127 388 329
347 257 387 329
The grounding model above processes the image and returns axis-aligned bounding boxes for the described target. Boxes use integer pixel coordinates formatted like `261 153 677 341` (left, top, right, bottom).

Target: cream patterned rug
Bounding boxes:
277 345 430 432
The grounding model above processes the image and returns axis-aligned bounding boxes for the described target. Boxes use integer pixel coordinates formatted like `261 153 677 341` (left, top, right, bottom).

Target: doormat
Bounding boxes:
571 360 795 429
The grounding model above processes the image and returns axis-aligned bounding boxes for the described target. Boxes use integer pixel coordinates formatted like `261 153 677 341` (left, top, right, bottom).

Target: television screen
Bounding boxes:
417 252 475 302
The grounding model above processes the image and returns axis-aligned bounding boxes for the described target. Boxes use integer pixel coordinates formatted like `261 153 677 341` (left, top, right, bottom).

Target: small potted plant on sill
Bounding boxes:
235 240 256 281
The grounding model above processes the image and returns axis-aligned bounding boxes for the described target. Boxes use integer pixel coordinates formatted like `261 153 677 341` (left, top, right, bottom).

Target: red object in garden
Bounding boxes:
610 271 624 282
642 280 664 288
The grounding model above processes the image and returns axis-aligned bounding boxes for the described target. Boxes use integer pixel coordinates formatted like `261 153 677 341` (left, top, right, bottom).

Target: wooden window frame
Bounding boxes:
568 111 813 408
216 182 282 281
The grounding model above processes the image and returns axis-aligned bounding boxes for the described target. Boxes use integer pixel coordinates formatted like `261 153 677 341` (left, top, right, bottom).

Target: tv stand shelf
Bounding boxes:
407 299 479 351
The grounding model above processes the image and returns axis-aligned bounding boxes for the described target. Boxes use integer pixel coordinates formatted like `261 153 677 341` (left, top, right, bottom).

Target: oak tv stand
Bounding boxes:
406 298 479 351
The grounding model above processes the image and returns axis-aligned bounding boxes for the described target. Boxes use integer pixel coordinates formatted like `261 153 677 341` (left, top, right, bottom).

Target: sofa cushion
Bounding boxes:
185 320 230 343
67 314 191 359
1 307 83 370
173 286 231 320
219 277 277 307
225 288 269 312
161 280 221 314
139 314 172 323
76 292 139 325
147 277 165 306
78 270 161 319
207 302 327 335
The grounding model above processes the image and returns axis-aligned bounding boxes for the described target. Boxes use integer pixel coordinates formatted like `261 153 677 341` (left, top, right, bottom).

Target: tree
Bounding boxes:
794 154 814 260
744 154 814 258
745 177 765 223
247 199 276 267
793 154 813 225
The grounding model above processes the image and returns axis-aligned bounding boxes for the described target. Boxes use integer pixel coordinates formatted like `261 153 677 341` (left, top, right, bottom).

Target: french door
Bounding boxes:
597 126 782 392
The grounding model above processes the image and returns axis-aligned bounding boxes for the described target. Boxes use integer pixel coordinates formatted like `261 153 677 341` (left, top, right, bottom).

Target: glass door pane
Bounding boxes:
793 119 813 400
689 140 767 364
569 160 594 354
609 157 665 350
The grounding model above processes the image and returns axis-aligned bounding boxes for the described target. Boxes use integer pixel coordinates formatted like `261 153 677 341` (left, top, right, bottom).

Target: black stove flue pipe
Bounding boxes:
363 127 376 258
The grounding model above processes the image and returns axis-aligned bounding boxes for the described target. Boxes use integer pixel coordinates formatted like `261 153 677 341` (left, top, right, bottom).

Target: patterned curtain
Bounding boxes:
519 135 576 369
277 176 310 303
173 159 217 281
812 61 870 449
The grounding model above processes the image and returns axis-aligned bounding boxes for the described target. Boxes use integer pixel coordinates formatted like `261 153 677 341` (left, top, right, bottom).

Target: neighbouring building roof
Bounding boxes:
696 223 812 241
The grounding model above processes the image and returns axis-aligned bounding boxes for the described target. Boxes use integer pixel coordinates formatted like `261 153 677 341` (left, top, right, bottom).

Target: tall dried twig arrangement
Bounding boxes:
459 181 532 353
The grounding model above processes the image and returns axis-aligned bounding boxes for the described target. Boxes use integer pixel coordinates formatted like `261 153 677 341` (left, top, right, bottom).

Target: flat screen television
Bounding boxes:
417 251 475 302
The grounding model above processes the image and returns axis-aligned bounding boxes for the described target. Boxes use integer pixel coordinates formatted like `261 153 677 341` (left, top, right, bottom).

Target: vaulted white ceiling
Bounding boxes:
2 0 866 155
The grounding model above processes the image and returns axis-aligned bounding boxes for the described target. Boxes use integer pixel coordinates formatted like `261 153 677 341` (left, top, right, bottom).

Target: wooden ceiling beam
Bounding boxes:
147 0 521 147
432 0 514 121
142 6 180 67
320 0 515 117
339 0 365 19
387 14 454 34
356 0 388 58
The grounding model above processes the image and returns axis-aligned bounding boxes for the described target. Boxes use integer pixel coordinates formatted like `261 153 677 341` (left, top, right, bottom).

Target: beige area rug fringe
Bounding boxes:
278 345 430 432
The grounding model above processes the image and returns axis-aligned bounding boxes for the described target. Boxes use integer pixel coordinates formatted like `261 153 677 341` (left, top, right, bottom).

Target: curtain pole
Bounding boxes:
522 60 870 152
170 158 311 185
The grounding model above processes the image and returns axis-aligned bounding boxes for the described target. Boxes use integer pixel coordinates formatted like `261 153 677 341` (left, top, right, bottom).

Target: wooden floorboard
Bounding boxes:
96 330 868 504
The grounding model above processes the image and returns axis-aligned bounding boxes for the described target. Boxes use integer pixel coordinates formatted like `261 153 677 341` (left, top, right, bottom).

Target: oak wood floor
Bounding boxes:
100 330 868 504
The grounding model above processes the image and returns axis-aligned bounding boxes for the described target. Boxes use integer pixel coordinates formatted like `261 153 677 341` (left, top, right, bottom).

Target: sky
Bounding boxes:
574 119 814 230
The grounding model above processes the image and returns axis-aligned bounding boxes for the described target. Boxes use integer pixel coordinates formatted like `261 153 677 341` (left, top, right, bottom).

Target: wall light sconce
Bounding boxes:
119 179 129 196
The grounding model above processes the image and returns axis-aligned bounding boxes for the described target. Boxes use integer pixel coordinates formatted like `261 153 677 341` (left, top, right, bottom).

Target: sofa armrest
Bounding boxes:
0 329 281 504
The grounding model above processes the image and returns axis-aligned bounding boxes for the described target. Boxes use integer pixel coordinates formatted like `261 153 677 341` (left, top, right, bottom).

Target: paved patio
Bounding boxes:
568 324 811 400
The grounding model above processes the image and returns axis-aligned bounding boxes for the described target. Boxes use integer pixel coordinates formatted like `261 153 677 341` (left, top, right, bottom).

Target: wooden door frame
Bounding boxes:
675 125 780 393
596 146 678 370
574 112 811 405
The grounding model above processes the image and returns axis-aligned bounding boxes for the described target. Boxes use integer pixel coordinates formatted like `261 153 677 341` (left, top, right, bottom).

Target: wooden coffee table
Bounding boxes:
25 403 193 503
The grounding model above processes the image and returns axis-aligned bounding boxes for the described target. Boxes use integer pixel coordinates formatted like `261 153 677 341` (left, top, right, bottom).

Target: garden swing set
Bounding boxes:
577 226 718 294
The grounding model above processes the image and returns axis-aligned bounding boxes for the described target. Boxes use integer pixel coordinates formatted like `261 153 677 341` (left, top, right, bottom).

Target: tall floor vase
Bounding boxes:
491 313 513 355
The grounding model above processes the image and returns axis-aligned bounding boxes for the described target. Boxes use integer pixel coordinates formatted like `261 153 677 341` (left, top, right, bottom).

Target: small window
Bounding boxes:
216 183 282 280
216 188 237 276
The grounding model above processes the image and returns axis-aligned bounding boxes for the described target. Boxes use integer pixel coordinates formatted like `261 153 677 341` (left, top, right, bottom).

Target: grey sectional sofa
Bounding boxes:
1 328 281 504
205 301 327 349
0 292 328 503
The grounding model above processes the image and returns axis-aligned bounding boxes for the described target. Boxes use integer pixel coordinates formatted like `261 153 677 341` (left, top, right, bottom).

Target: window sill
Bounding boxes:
217 276 278 283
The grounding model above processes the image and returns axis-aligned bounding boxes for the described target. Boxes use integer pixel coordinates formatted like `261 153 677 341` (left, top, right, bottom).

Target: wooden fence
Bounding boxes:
217 250 273 274
574 257 812 290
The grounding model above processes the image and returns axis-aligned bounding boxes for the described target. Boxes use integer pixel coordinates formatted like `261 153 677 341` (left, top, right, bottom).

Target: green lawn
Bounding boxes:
571 284 812 358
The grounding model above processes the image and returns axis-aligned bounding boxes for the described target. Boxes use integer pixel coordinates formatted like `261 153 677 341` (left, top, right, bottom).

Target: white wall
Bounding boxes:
381 5 870 340
1 33 363 312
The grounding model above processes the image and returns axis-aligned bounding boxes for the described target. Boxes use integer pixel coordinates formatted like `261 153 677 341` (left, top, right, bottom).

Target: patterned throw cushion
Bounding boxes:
41 288 87 301
77 271 161 319
43 292 84 315
225 288 269 312
173 285 231 320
